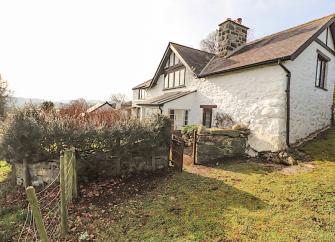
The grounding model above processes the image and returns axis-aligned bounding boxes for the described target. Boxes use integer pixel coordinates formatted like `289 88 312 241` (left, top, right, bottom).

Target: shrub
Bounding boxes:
215 112 234 128
0 105 50 163
0 105 171 165
181 125 200 146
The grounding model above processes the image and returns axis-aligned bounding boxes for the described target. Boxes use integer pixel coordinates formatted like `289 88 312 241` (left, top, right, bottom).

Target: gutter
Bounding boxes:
278 60 291 148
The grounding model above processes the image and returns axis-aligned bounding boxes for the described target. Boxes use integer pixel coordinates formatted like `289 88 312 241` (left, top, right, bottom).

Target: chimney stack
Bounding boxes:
217 17 249 57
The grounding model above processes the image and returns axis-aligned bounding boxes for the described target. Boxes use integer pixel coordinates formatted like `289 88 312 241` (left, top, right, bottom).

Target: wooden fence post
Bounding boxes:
60 155 68 235
192 130 197 165
71 148 78 199
26 186 49 242
64 149 73 203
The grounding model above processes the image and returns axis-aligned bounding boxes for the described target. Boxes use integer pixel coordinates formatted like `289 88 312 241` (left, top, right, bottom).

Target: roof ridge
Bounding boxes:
245 13 335 47
170 42 216 56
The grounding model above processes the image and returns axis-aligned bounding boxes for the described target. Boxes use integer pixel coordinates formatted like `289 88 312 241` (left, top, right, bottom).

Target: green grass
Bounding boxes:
96 129 335 241
0 160 11 183
0 160 25 241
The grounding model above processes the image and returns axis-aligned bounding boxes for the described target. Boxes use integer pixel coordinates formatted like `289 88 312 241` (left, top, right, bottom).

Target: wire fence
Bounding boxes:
18 148 77 242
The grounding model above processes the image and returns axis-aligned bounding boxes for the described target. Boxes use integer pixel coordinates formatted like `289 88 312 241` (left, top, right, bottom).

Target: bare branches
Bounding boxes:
200 31 218 54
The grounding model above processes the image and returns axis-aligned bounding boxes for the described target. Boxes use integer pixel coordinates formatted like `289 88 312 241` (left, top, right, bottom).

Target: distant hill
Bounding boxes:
9 97 46 107
8 97 104 108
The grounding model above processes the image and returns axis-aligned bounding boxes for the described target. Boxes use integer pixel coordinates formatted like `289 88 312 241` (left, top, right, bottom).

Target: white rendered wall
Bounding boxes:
190 66 287 152
286 40 335 143
318 28 335 50
133 47 287 151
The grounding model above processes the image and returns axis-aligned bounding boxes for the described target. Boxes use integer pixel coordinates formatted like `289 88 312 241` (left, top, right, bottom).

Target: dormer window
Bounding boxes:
163 52 185 89
138 88 146 99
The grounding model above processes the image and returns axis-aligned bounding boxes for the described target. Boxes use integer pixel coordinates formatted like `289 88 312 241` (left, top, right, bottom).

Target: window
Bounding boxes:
184 110 188 125
169 109 175 128
164 68 186 89
202 108 212 128
138 89 146 99
165 52 180 68
163 52 185 89
169 109 189 130
315 51 330 90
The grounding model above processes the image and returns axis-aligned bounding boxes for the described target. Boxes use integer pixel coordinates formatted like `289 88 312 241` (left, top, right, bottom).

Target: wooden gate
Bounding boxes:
170 134 184 172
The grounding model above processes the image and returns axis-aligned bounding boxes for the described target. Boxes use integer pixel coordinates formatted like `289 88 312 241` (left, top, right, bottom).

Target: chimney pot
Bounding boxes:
227 17 231 21
236 18 242 24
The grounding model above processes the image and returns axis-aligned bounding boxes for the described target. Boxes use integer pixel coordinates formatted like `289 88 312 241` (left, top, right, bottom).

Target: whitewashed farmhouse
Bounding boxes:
132 14 335 152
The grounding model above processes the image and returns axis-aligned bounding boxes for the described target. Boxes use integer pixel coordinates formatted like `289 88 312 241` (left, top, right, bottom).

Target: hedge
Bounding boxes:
0 105 171 164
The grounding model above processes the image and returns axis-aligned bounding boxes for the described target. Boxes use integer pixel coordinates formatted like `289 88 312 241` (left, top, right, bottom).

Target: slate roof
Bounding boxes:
199 14 335 76
170 42 215 75
136 90 196 106
132 79 151 90
133 14 335 88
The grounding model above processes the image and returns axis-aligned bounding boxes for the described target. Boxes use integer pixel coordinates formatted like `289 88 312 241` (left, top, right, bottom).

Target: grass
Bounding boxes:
2 129 335 241
94 129 335 241
0 161 26 242
0 160 11 183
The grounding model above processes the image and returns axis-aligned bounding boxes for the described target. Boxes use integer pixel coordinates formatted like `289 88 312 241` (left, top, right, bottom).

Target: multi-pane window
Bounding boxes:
315 52 329 90
165 52 181 68
138 88 146 99
169 109 189 130
163 52 185 89
164 68 186 89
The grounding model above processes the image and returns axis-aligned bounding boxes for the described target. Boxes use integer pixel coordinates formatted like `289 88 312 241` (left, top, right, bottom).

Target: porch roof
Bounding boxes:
136 90 196 106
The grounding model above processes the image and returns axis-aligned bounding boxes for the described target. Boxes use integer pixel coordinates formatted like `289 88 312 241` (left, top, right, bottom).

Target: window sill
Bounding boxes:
163 85 186 91
315 86 328 91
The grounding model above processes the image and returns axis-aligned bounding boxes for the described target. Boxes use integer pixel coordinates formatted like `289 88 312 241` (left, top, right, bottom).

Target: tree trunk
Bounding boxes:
23 158 31 187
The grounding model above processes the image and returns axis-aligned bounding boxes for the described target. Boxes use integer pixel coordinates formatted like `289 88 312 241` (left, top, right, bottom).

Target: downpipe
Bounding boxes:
278 60 291 148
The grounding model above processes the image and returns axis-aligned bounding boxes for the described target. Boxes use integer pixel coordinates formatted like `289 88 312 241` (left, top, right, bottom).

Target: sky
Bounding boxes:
0 0 334 101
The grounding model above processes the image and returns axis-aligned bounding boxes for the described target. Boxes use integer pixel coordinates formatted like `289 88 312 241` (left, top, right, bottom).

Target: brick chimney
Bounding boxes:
217 18 249 57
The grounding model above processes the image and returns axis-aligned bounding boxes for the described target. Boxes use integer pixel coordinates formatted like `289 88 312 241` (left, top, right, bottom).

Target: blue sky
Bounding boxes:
0 0 334 101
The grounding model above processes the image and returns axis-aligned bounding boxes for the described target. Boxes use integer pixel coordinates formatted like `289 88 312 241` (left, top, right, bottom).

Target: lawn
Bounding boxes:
1 129 335 241
92 129 335 241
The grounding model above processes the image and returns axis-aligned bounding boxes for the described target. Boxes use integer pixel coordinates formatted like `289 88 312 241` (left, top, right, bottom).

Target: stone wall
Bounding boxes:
195 128 248 165
217 18 248 57
15 147 169 186
15 161 60 186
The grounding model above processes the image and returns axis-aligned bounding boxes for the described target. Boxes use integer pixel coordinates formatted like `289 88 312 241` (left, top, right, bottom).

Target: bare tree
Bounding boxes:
60 98 88 117
200 31 218 54
0 74 11 117
110 93 127 104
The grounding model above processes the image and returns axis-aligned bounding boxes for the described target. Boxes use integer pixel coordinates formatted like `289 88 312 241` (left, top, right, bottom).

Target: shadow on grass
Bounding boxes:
100 170 268 240
191 158 279 175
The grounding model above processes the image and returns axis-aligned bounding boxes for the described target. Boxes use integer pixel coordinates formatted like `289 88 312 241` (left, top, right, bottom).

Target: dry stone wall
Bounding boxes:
195 128 248 164
15 146 169 186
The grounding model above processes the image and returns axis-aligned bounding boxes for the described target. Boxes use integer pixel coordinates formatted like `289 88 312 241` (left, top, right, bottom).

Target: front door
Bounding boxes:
202 108 212 128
